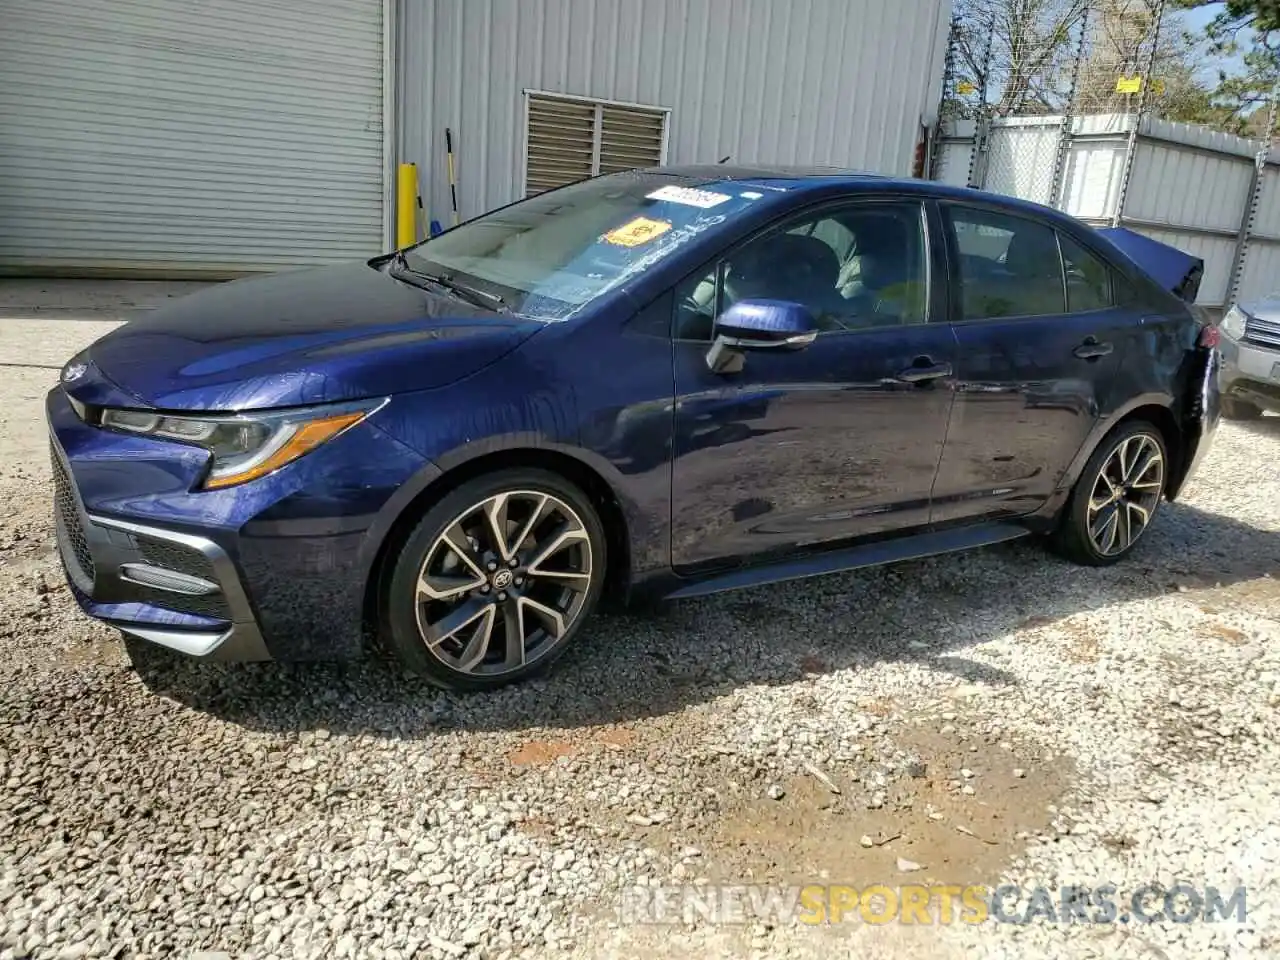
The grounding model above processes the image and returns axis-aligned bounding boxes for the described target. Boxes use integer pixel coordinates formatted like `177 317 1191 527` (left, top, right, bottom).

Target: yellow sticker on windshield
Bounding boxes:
604 216 672 247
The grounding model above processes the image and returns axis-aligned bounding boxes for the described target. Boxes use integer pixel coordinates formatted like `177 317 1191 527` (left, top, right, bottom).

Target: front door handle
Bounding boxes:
897 360 953 383
1073 337 1114 360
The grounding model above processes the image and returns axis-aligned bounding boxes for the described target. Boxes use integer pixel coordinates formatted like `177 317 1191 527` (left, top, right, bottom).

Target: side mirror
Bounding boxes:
705 299 818 374
714 299 818 351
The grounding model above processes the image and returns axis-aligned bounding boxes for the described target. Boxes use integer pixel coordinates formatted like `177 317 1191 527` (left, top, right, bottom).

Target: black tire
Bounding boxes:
383 468 607 691
1051 420 1168 567
1221 396 1263 421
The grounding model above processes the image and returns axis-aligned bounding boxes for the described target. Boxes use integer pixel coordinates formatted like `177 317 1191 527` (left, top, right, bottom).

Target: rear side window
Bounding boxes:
946 207 1066 320
1059 232 1113 312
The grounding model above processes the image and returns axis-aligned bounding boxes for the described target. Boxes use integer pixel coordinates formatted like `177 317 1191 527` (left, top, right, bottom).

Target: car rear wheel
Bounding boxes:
1221 396 1263 421
1052 421 1167 567
383 468 607 690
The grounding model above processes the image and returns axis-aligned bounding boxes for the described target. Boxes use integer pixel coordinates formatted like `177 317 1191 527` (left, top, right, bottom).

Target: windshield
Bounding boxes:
404 172 772 321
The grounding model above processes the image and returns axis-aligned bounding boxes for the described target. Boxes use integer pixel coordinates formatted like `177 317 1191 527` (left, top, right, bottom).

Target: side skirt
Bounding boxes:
663 522 1033 601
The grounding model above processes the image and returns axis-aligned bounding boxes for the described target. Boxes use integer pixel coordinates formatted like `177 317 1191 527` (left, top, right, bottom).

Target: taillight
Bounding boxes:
1198 324 1220 349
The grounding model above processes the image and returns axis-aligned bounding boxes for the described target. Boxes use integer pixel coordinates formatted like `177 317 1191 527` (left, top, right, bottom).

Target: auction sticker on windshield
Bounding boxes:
603 216 673 247
646 185 732 208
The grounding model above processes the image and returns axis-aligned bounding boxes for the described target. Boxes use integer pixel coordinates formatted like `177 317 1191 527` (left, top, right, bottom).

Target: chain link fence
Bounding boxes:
937 0 1175 200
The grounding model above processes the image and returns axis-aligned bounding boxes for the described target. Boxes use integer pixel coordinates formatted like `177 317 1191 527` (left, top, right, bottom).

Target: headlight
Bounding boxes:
1221 304 1248 341
100 399 387 489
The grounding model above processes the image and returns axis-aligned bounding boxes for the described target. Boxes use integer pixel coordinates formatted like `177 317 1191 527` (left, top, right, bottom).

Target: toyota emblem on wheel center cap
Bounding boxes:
491 568 513 590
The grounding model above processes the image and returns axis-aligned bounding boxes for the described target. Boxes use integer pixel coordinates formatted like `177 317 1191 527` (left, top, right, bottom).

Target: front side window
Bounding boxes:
946 206 1066 320
674 202 929 340
405 173 772 321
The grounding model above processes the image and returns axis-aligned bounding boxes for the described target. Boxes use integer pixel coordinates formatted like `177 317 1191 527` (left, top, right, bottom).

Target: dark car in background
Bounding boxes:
49 168 1219 691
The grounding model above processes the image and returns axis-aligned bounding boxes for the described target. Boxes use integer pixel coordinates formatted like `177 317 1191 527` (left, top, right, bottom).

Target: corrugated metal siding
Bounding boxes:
1235 239 1280 304
1248 163 1280 241
399 0 951 224
1123 144 1252 235
0 0 386 276
1236 156 1280 304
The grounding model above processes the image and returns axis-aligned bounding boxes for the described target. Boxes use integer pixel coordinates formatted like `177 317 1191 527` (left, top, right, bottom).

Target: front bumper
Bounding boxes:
46 384 431 663
51 428 271 661
1220 333 1280 412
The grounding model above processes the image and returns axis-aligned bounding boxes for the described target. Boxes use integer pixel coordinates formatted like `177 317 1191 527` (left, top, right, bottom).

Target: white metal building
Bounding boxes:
1 0 951 278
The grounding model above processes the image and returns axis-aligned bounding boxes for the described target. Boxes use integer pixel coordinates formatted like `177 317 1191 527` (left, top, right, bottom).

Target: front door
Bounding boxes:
930 203 1127 524
668 199 958 573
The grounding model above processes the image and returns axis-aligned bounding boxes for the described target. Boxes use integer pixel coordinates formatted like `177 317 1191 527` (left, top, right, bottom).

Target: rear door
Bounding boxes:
930 203 1132 524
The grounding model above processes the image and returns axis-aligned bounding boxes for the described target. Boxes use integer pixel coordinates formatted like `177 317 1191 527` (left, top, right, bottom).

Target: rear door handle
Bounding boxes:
1073 338 1114 360
896 360 953 383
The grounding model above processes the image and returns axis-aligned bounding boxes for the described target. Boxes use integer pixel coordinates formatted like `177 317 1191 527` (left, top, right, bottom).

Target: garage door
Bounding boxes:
0 0 387 277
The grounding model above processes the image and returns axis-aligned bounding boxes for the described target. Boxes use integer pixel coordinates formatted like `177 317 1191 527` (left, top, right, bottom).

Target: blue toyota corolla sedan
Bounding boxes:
49 167 1220 690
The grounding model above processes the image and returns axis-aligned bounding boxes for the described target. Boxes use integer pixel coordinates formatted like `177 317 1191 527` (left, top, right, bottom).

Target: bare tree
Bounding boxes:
954 0 1231 129
954 0 1090 115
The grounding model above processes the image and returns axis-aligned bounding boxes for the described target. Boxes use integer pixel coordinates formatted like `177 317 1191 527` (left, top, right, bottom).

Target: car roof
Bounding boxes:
651 164 1075 227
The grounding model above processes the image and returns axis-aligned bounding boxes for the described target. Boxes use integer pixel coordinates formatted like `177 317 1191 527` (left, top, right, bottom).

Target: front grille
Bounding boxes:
51 451 95 585
125 584 231 620
1244 314 1280 351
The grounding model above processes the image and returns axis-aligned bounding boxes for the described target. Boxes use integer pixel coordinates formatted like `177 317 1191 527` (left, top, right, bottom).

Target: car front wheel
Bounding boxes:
383 468 607 690
1052 421 1167 567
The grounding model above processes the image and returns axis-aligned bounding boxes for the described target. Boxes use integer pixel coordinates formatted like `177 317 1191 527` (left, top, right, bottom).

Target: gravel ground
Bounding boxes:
1 289 1278 959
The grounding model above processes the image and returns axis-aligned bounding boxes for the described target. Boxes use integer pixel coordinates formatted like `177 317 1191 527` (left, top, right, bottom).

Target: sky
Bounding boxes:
1177 2 1248 80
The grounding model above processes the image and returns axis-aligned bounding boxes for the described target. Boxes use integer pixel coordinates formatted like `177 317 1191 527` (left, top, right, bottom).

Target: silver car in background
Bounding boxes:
1220 297 1280 419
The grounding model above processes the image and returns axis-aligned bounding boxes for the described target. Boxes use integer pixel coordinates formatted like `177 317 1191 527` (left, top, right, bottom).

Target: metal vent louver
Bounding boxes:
524 93 668 196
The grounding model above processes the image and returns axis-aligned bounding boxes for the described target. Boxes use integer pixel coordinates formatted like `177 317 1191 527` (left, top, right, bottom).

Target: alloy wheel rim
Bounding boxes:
414 490 593 676
1087 433 1164 557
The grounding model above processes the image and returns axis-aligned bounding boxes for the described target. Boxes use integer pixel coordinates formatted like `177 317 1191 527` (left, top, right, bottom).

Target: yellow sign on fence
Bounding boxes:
1115 76 1143 94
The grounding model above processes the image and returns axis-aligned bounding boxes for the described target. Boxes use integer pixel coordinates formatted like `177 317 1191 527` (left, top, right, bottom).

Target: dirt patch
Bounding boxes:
507 726 640 767
1059 621 1102 664
508 739 579 767
1205 623 1249 646
598 728 636 748
693 719 1073 888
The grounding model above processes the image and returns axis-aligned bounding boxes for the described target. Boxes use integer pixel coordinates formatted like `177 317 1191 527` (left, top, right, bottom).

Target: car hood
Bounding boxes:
75 260 545 411
1238 293 1280 321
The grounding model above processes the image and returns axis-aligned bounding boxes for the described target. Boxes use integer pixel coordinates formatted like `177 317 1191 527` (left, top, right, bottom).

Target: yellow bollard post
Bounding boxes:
397 163 419 248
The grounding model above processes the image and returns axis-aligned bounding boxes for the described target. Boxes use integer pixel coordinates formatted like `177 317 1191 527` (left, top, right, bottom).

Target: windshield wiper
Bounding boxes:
386 252 509 313
423 272 509 313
